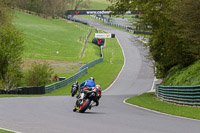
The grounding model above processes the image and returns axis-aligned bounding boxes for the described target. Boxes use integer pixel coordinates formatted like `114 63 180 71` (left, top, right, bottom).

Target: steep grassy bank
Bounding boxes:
161 60 200 86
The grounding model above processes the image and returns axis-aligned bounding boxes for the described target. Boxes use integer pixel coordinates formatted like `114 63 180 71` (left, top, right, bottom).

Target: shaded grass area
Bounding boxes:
126 92 200 120
161 60 200 86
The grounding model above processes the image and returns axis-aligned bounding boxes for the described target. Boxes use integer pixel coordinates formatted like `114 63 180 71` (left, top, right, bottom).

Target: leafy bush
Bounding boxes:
25 62 54 86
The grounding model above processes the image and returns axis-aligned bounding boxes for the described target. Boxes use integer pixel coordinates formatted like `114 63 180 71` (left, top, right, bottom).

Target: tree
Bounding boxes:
108 0 200 78
0 1 24 89
0 24 24 89
0 0 13 26
169 0 200 59
12 0 69 17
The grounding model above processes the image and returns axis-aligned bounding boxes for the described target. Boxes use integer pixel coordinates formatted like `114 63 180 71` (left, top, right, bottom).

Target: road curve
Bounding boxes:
0 18 200 133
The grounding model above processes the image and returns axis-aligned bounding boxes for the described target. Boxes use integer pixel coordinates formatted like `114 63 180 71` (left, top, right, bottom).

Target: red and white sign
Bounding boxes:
95 33 112 38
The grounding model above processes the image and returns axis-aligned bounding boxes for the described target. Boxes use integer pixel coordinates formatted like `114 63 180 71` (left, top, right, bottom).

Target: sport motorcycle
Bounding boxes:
71 81 101 113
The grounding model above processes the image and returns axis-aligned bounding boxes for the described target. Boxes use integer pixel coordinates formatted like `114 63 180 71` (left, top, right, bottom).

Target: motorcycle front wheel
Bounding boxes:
79 99 91 113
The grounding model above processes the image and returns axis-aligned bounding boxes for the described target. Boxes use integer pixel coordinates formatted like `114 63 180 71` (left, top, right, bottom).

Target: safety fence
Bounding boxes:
45 68 87 93
0 86 45 94
80 57 103 71
156 85 200 106
64 16 88 25
45 58 103 93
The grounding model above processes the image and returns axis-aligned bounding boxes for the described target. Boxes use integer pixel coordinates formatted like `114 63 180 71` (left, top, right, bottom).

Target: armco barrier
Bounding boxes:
0 86 45 94
45 68 87 93
156 85 200 106
80 57 103 71
65 16 88 25
45 57 103 93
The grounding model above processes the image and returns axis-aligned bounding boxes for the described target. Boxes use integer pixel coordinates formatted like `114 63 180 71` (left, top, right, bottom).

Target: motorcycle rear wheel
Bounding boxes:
79 99 91 113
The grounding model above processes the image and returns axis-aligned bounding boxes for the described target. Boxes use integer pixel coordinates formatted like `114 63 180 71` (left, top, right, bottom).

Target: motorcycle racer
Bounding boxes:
72 77 101 112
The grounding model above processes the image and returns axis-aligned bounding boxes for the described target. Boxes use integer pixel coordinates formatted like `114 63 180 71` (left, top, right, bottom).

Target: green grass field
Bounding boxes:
14 11 99 62
79 0 111 10
126 92 200 120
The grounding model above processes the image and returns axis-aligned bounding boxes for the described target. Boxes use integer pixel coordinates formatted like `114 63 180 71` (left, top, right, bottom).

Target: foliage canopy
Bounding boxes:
108 0 200 78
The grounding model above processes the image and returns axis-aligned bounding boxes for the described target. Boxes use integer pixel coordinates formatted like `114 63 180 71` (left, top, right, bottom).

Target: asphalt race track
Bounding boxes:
0 18 200 133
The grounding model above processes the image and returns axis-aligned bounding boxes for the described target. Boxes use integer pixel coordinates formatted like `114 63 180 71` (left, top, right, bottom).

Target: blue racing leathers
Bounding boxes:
80 80 96 87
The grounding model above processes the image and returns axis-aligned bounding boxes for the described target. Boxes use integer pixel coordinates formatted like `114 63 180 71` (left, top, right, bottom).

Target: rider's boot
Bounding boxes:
73 106 77 112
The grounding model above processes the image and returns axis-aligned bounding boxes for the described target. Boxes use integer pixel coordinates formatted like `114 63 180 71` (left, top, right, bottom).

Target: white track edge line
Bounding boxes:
0 127 22 133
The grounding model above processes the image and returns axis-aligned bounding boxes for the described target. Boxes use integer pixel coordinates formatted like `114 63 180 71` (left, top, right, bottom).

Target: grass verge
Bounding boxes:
126 92 200 120
0 129 14 133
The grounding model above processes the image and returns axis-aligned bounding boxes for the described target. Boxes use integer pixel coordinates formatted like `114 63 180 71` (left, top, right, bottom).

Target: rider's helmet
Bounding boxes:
96 84 101 90
89 77 95 81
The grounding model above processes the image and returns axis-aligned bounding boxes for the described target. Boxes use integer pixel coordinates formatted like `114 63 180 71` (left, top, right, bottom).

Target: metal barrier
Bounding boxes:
0 86 45 94
45 68 87 93
80 57 103 71
156 85 200 106
65 16 88 25
45 57 103 93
